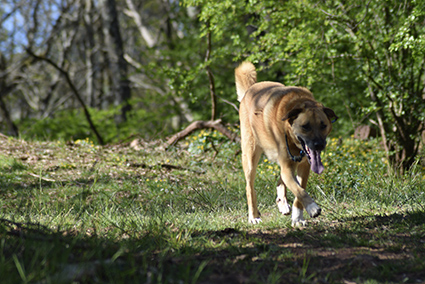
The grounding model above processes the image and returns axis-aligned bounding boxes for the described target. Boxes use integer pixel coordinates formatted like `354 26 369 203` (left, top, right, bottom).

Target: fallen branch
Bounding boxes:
129 162 205 174
165 119 240 149
28 172 56 182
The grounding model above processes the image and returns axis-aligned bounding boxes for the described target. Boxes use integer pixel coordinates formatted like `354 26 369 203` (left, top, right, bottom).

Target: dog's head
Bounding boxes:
283 102 338 174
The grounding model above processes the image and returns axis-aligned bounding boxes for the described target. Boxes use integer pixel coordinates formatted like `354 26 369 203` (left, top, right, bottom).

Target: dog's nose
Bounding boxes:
313 140 326 151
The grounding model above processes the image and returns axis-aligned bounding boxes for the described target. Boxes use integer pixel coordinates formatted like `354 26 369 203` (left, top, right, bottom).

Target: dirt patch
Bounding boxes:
194 222 425 283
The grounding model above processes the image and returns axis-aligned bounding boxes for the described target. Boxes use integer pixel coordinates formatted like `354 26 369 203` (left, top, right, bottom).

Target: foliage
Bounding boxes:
17 96 177 142
151 9 243 124
182 0 366 136
185 127 239 156
1 0 210 141
1 0 424 172
181 0 425 172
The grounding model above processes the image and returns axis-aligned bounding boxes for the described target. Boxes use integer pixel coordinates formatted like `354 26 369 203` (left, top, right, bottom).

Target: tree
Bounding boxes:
1 0 424 173
316 0 425 172
0 53 19 136
182 0 425 172
0 0 187 141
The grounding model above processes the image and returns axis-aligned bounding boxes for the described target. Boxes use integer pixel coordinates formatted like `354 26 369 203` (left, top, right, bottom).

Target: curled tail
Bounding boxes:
235 61 257 102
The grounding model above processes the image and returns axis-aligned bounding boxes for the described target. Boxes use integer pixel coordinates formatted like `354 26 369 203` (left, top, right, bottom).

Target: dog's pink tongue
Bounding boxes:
310 150 324 174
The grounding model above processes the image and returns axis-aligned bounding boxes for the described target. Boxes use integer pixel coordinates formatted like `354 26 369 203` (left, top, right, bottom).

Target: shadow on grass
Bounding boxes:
0 216 209 283
191 211 425 283
1 211 425 283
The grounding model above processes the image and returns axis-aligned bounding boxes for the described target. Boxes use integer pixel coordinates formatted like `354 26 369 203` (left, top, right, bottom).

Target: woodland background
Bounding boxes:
1 0 425 172
1 1 425 282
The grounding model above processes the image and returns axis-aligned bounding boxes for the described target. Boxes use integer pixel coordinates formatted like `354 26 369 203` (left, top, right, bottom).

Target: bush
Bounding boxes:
17 99 178 143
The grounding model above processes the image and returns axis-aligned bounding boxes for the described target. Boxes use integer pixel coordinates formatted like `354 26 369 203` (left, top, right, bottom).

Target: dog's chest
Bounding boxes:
263 149 280 163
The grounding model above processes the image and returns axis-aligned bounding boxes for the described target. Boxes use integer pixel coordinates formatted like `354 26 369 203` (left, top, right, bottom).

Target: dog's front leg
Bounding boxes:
279 162 321 226
296 160 321 222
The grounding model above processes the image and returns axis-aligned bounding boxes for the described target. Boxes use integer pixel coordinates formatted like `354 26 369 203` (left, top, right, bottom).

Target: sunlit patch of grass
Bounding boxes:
185 130 425 214
0 156 27 172
0 135 425 283
185 128 240 162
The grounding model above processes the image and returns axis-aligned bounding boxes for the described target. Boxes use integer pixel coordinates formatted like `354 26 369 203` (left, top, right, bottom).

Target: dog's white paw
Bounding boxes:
249 218 262 224
291 206 306 227
305 202 321 218
276 197 291 215
292 219 307 227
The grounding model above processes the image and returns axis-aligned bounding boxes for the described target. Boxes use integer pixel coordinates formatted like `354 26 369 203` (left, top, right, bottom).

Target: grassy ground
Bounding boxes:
0 131 424 283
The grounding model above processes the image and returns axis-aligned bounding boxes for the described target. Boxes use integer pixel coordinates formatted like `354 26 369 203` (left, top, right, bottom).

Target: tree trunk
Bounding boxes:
0 54 19 136
99 0 132 124
0 91 19 137
83 0 97 108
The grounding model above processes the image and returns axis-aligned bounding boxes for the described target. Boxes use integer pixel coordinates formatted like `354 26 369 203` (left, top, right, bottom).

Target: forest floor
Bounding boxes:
1 132 425 283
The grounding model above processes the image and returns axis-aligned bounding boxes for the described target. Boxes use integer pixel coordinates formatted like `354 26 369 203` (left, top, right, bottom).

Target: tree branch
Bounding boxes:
25 48 105 145
124 0 156 48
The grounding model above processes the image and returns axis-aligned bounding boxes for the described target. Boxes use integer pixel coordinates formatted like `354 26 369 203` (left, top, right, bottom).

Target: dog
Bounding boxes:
235 62 337 226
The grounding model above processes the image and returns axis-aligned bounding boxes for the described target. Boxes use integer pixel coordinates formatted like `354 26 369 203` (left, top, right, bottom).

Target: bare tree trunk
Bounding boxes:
0 89 19 137
83 0 97 108
0 54 19 136
124 0 156 48
204 23 216 121
99 0 132 124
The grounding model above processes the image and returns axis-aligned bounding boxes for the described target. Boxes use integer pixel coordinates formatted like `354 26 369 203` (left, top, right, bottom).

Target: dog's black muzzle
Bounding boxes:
308 138 326 151
298 137 326 152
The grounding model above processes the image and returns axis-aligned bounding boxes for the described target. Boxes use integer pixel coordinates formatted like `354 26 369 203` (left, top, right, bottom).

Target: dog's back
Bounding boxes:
235 62 257 102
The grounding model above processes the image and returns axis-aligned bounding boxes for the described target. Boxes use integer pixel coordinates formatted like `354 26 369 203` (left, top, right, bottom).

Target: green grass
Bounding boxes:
0 132 424 283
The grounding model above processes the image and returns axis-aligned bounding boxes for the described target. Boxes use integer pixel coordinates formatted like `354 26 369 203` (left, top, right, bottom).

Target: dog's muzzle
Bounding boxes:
298 137 325 175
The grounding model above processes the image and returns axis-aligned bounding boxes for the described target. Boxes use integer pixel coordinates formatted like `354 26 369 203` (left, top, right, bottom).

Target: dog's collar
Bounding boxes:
285 134 306 162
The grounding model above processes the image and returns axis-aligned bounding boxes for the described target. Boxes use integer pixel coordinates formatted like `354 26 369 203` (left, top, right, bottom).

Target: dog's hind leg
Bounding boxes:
241 140 262 224
291 198 306 227
276 177 291 215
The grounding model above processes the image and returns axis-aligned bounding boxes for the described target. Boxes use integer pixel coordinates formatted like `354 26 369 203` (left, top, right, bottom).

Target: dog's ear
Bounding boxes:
323 107 338 123
282 108 303 124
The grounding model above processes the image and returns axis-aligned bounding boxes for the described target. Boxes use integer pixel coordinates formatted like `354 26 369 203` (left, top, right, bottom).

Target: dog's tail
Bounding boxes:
235 61 257 102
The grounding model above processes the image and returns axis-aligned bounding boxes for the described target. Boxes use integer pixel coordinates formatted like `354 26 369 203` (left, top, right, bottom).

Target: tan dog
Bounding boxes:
235 62 337 226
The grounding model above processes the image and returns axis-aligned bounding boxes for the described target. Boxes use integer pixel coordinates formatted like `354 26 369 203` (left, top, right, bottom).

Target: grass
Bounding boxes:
0 131 425 283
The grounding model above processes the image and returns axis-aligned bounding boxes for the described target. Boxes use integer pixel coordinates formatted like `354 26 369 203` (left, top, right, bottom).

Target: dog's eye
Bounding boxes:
320 123 327 130
302 124 311 131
